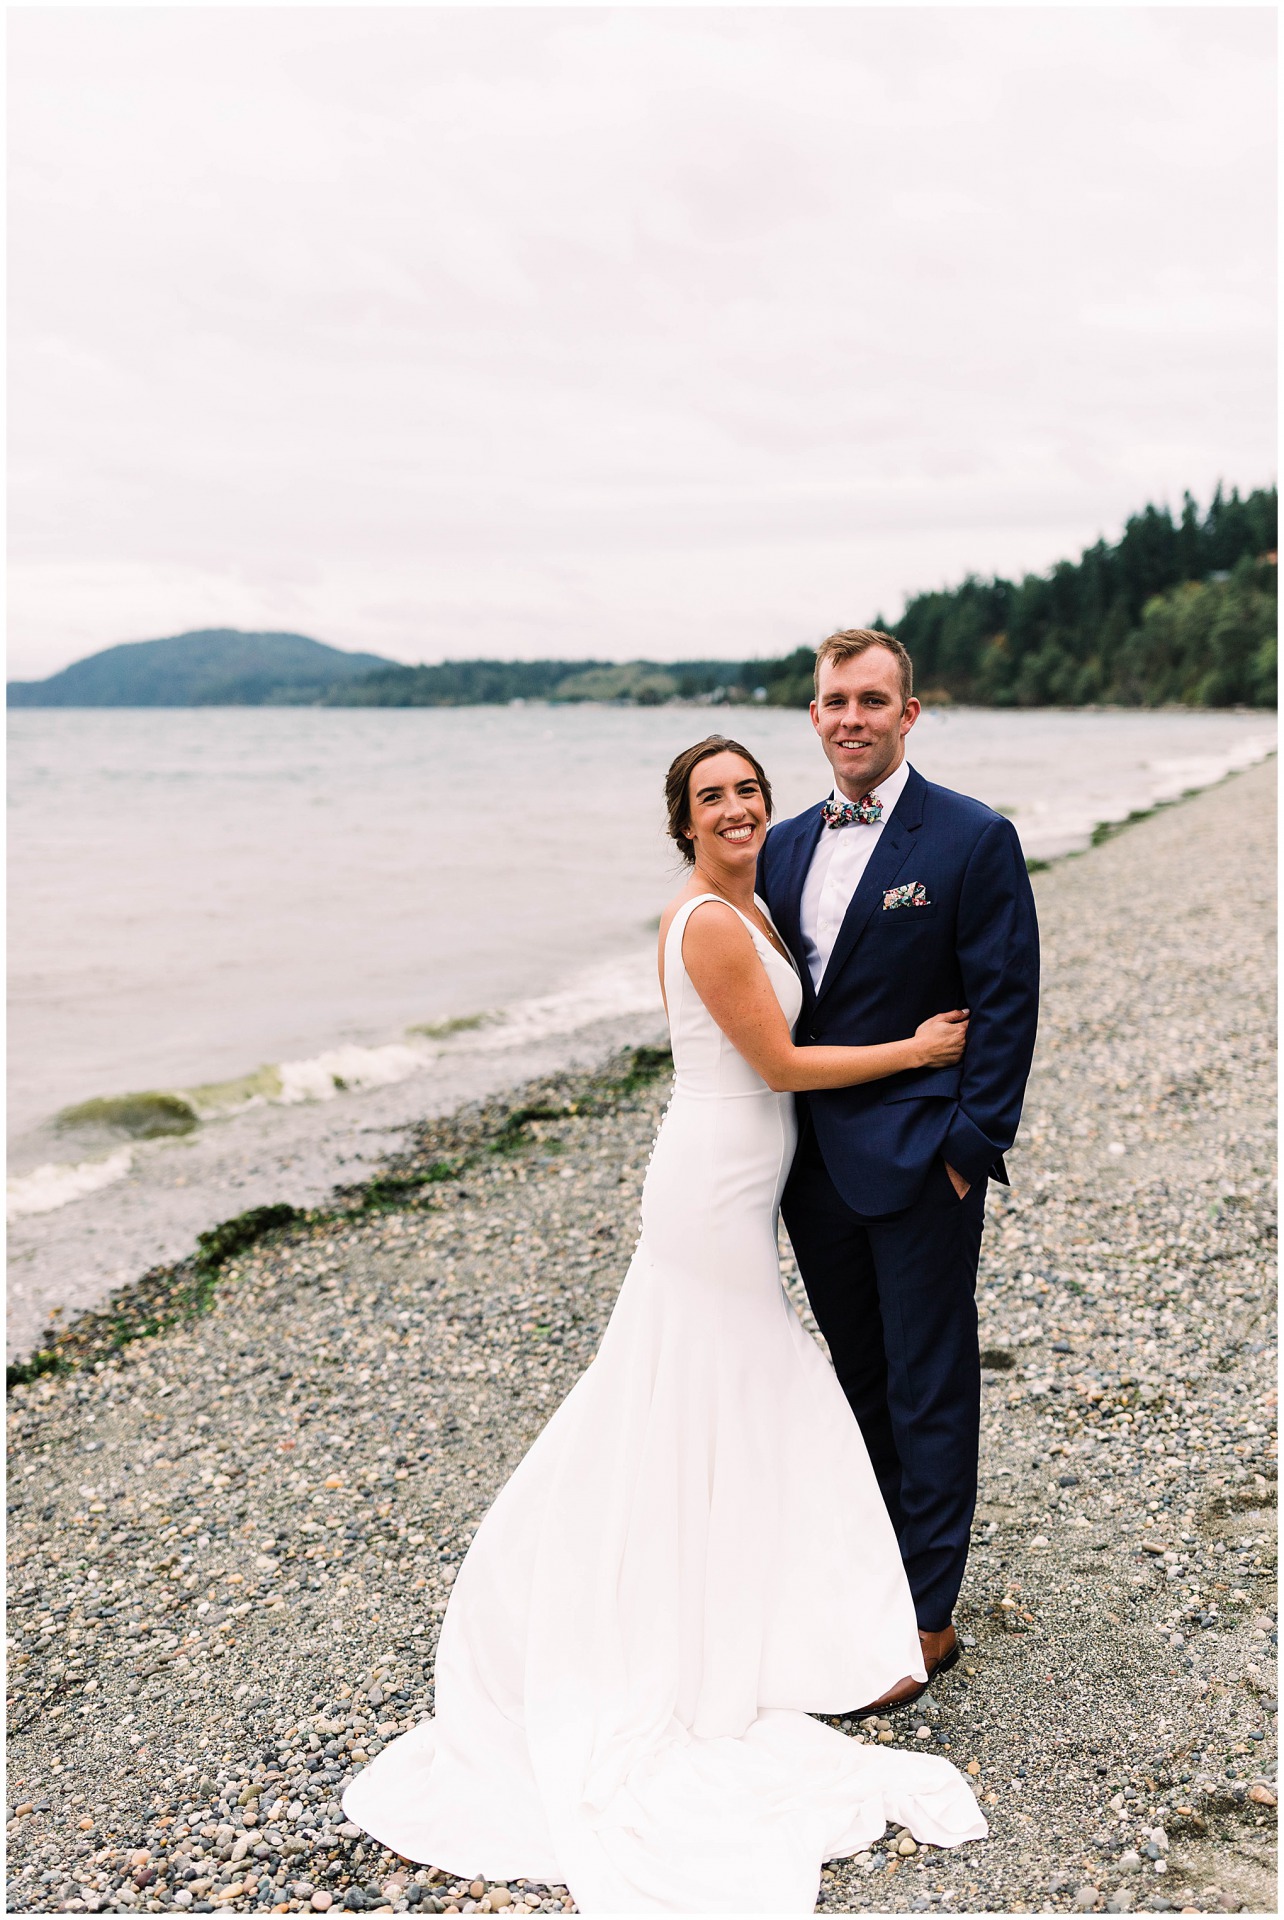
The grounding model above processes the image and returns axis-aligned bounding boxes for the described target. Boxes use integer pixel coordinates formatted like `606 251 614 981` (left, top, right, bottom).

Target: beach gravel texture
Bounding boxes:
7 760 1276 1916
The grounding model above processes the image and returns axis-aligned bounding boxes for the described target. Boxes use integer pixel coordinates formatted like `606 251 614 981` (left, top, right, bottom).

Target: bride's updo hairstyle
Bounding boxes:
665 736 773 865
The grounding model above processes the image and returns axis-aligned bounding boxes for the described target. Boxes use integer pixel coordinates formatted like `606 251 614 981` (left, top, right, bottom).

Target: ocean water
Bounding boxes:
7 704 1275 1354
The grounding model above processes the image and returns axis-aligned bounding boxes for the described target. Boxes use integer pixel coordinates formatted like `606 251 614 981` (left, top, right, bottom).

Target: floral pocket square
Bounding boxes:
883 882 930 911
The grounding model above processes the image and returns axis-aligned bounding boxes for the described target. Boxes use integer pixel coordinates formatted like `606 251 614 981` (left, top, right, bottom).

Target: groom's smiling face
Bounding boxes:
811 646 920 801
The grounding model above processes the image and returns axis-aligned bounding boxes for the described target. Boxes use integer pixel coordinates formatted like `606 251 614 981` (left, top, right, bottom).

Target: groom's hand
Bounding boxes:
944 1161 971 1200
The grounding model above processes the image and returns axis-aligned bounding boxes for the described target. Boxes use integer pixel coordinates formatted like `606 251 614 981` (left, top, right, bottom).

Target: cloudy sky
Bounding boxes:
9 6 1276 679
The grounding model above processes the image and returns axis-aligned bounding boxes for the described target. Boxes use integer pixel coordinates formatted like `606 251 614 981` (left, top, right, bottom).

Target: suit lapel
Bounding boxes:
815 766 928 1006
772 803 825 977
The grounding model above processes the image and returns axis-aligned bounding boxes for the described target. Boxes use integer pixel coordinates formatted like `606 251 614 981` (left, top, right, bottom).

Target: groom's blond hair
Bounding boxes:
814 629 913 707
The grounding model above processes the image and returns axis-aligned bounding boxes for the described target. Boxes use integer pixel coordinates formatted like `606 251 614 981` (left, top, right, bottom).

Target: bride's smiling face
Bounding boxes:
684 752 769 870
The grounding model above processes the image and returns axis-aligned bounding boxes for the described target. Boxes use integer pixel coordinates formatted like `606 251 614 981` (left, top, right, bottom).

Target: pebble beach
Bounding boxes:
6 759 1277 1916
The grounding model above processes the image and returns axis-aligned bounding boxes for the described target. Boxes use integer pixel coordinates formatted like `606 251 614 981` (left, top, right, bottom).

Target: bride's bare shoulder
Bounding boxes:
657 884 737 954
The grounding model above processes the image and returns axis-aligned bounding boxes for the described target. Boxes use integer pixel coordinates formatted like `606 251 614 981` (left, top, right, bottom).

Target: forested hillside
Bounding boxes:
740 484 1277 709
893 483 1276 707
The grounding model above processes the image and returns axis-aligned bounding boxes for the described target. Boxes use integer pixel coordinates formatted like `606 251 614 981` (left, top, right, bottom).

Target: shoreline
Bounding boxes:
8 743 1276 1371
7 1041 675 1390
5 1003 669 1371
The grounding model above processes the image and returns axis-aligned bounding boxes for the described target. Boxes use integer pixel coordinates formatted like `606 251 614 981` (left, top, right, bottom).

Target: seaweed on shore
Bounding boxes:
338 1161 461 1210
489 1104 579 1154
612 1044 674 1093
194 1201 302 1268
1091 806 1157 847
6 1203 307 1388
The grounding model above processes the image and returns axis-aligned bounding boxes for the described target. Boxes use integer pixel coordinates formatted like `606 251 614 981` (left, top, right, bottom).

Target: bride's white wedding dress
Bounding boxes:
343 894 986 1912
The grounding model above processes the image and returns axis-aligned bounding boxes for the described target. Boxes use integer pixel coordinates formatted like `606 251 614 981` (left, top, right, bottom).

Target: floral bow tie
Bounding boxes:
821 794 883 829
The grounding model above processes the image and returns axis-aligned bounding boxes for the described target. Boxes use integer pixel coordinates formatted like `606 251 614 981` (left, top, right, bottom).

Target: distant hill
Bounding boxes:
6 629 396 707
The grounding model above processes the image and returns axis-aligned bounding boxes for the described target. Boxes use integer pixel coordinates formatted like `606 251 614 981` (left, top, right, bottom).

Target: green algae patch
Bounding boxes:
1091 806 1156 847
7 1345 69 1389
195 1202 302 1273
354 1163 461 1210
612 1044 672 1094
490 1103 579 1154
55 1091 199 1139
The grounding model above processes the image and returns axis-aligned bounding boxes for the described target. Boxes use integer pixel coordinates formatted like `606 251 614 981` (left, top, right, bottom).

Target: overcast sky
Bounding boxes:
9 6 1277 680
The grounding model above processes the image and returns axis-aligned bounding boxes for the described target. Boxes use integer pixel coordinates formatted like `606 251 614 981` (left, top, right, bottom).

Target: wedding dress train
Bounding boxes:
343 894 986 1912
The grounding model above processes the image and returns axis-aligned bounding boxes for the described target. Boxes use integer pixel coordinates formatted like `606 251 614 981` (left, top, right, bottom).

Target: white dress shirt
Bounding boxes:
799 757 912 991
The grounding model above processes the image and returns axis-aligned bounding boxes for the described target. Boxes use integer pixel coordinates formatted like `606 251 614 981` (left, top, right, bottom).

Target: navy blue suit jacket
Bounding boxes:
757 764 1039 1216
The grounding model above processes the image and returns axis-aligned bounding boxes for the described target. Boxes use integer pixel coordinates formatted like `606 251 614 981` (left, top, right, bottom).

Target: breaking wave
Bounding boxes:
8 1146 134 1221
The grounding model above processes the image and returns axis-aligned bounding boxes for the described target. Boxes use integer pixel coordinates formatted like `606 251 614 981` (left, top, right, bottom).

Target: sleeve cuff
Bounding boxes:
943 1111 1000 1188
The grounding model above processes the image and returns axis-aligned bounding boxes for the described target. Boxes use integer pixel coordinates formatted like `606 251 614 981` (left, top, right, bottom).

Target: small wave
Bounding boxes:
185 1063 285 1118
463 948 662 1053
263 954 663 1101
8 1146 133 1221
276 1040 430 1104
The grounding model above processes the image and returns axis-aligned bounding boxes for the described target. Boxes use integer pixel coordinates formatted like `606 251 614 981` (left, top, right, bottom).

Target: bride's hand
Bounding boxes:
913 1009 969 1067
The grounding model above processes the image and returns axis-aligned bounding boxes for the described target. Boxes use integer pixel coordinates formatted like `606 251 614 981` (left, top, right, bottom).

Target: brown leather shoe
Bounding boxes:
848 1625 961 1717
919 1624 959 1672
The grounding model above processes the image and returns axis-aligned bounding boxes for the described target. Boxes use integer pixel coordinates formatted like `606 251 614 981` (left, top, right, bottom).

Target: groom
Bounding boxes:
758 628 1039 1709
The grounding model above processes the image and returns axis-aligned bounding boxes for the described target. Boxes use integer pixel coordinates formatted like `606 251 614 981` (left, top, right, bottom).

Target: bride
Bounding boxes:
343 737 987 1913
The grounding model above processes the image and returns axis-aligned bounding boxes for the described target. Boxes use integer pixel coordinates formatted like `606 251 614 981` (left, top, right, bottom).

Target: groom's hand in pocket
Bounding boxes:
944 1161 971 1200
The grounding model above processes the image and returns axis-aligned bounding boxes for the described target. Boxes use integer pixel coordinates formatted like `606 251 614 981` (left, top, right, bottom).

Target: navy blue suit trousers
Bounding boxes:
782 1113 986 1630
